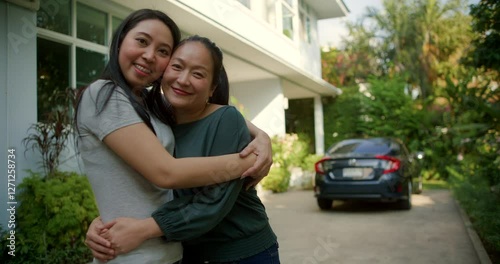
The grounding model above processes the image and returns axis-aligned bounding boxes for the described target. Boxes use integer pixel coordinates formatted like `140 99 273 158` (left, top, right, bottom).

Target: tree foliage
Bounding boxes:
467 0 500 72
316 0 499 258
321 0 473 98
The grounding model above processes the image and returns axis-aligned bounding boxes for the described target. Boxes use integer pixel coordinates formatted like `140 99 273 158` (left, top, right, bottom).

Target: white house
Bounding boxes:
0 0 348 225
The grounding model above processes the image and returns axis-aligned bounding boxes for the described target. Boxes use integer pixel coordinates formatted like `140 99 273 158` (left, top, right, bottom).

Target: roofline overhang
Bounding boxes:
111 0 342 97
305 0 350 20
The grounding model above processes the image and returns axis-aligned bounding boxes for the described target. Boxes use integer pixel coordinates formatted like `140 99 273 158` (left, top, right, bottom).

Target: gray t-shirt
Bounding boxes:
77 80 182 264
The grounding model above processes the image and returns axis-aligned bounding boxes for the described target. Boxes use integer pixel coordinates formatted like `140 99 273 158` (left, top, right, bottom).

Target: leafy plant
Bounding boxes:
260 167 290 193
0 171 98 264
22 87 76 177
260 134 312 192
467 0 500 72
448 163 500 262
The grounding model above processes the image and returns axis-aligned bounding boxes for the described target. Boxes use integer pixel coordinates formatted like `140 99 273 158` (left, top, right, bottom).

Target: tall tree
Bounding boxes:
365 0 472 98
468 0 500 73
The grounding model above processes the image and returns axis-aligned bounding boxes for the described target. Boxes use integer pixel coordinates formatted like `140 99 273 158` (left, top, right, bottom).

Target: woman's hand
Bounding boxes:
101 217 158 255
85 217 116 261
240 128 273 188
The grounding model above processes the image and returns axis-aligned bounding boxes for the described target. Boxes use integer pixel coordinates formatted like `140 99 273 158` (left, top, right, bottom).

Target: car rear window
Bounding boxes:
327 140 391 155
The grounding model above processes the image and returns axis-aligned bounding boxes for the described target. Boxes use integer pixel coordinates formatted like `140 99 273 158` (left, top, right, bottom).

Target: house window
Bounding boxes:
265 0 277 28
36 0 125 121
112 16 124 36
299 12 310 43
37 0 71 35
77 2 108 45
76 48 106 88
280 0 296 40
37 38 70 121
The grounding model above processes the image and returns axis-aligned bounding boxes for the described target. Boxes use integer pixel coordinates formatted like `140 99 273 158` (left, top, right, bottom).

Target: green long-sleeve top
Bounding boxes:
151 106 277 263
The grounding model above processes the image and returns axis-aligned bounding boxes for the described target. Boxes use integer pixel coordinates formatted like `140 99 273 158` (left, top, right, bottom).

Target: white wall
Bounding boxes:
299 16 322 77
0 2 39 228
231 78 286 136
178 0 301 66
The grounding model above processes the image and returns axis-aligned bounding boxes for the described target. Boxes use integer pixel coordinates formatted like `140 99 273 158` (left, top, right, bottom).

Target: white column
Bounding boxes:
314 95 324 155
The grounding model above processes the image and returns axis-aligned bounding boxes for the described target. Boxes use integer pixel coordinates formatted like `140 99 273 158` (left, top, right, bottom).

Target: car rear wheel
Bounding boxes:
317 198 333 210
397 181 412 210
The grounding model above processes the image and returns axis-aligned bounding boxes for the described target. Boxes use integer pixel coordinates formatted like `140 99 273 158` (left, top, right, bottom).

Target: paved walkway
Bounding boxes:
261 189 484 264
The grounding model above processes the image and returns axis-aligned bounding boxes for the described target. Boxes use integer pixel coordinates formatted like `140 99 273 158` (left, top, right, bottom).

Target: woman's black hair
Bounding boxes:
75 9 181 133
174 35 230 105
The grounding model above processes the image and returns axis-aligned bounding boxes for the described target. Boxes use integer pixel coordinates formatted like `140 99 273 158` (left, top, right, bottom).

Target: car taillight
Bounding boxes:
314 157 330 174
375 155 400 174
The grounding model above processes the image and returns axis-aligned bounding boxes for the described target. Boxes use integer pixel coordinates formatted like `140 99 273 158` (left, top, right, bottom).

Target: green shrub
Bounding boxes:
260 134 313 193
448 163 500 260
300 154 323 172
0 170 98 264
260 167 290 193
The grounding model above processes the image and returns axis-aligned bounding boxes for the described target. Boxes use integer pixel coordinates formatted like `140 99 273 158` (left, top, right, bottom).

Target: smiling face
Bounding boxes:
162 41 216 120
118 19 174 91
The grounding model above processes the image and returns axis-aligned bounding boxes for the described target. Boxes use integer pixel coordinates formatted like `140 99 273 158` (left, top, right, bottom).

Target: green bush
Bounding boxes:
300 154 323 171
0 170 98 264
448 162 500 261
260 167 290 193
260 134 313 193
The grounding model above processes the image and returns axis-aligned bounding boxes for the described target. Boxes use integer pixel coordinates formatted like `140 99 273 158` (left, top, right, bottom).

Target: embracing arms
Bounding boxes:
102 118 271 189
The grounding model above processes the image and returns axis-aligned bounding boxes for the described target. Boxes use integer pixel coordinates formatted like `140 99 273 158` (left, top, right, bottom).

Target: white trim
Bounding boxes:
71 0 77 88
79 0 130 19
107 13 113 46
71 42 76 89
35 0 126 120
37 28 108 54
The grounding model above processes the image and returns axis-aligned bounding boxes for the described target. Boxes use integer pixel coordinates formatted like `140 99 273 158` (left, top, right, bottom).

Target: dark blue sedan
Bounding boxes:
313 138 423 210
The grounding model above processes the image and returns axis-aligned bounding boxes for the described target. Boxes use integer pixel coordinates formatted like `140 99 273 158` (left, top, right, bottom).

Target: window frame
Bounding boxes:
279 0 297 40
299 1 312 43
36 0 128 121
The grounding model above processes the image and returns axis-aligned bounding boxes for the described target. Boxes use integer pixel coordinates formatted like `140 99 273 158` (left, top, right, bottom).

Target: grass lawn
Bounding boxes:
423 179 449 190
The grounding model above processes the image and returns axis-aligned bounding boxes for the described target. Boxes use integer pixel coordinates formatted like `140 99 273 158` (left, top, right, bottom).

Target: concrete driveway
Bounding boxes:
261 189 482 264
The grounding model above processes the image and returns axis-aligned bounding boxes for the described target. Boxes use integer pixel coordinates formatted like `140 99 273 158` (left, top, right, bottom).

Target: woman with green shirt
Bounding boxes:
87 35 280 263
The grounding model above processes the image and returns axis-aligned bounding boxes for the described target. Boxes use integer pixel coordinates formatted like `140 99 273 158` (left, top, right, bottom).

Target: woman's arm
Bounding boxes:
240 120 273 185
103 122 256 189
91 180 243 255
87 107 252 255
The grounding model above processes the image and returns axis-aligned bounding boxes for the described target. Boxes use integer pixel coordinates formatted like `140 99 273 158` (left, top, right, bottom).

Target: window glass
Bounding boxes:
284 0 294 7
112 16 123 36
282 4 294 39
327 140 391 155
37 0 72 35
76 48 107 88
266 0 277 28
77 2 107 45
37 38 70 121
299 11 310 43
